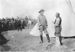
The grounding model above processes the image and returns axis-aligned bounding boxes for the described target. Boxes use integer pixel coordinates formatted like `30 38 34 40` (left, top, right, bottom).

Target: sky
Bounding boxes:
0 0 75 18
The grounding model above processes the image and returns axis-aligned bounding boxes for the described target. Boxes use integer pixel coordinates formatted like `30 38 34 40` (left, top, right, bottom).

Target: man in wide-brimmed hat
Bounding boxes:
38 9 50 43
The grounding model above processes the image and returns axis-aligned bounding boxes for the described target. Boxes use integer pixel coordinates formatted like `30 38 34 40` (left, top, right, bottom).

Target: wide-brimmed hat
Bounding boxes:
56 12 60 16
39 9 44 13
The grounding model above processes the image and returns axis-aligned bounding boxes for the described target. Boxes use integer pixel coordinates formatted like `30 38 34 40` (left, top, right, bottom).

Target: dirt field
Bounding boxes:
0 29 75 52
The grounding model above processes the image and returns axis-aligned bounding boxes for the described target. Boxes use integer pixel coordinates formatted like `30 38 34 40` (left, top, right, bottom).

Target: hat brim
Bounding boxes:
39 10 44 13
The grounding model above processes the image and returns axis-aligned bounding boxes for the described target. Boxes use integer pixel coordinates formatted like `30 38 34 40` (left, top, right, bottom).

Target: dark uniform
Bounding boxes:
0 21 8 45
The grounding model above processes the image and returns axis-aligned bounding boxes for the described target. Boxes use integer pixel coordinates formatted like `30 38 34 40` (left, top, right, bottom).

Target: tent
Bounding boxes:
30 0 75 37
1 0 75 37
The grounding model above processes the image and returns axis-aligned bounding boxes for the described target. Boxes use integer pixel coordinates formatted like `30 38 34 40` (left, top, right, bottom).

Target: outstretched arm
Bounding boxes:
52 19 56 24
54 18 60 26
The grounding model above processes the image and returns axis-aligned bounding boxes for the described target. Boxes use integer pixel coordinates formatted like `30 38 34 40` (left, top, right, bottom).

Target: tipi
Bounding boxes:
30 0 75 37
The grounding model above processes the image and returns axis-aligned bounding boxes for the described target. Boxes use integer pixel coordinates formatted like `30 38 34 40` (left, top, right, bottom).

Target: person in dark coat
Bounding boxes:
0 21 9 45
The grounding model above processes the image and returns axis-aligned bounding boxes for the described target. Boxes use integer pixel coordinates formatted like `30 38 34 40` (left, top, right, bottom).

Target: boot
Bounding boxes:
59 36 63 45
46 34 50 43
40 35 43 43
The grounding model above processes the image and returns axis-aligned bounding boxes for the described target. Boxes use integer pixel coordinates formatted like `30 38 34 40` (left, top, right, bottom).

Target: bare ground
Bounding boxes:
0 29 75 52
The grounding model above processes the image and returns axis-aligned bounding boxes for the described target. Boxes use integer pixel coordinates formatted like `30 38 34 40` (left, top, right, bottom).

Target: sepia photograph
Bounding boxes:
0 0 75 52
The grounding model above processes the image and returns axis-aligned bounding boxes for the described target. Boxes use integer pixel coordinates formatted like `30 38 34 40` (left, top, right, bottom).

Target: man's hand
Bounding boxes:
46 25 48 28
52 21 57 27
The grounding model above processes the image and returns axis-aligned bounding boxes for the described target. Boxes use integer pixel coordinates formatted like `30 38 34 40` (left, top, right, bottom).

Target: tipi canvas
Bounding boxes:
30 0 75 37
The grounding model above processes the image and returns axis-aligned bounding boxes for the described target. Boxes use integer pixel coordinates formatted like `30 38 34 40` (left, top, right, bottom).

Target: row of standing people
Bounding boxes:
0 17 29 45
0 17 29 32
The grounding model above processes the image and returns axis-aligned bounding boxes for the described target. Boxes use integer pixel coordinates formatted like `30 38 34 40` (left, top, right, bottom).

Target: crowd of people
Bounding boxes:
0 17 29 32
0 16 32 45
